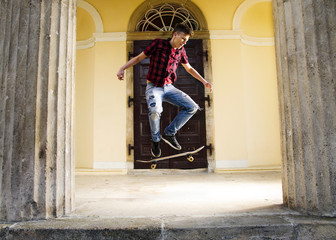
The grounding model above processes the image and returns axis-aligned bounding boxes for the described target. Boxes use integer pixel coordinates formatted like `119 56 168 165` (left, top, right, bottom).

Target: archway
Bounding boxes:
127 0 208 32
124 0 215 171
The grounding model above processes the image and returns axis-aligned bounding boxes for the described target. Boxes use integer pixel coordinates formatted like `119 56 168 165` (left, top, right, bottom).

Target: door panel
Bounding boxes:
133 39 207 169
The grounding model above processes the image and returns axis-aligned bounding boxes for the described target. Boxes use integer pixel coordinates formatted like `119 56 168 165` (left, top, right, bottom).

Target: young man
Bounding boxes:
117 23 212 157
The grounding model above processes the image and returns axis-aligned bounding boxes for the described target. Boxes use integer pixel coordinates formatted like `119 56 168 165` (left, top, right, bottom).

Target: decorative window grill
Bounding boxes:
136 3 200 32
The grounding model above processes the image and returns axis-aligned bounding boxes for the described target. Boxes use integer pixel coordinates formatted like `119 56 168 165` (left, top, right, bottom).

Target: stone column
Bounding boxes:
273 0 335 216
0 0 76 222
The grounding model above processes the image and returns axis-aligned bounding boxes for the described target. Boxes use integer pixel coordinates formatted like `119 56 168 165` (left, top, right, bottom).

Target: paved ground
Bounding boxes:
3 171 336 239
73 170 284 218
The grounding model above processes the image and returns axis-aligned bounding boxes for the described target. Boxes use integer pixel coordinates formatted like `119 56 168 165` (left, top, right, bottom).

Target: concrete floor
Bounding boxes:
4 170 336 240
73 170 285 218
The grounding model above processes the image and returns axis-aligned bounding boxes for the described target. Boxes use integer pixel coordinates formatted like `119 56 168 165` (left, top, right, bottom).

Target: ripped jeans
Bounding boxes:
146 82 199 142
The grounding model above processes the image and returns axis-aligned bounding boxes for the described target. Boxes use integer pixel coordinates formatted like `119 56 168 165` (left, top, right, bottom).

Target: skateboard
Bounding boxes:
136 146 204 169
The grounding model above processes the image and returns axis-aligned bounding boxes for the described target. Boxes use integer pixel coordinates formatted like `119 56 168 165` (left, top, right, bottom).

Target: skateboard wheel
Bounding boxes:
187 155 194 162
151 163 157 169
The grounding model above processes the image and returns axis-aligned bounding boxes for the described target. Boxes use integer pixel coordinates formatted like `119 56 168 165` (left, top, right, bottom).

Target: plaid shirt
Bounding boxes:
144 38 189 87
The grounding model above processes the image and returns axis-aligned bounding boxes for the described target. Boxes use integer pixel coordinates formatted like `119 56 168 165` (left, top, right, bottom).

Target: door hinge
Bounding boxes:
206 144 213 156
128 144 134 155
128 96 134 107
203 95 210 107
128 52 135 60
203 50 208 61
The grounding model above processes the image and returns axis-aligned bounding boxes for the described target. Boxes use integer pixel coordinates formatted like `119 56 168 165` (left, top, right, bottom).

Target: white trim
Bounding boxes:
209 30 274 46
93 32 127 42
75 169 127 175
76 32 127 49
94 161 127 169
76 37 95 50
233 0 272 31
77 0 104 33
75 30 275 48
215 166 281 173
240 32 274 46
209 30 241 40
216 159 248 169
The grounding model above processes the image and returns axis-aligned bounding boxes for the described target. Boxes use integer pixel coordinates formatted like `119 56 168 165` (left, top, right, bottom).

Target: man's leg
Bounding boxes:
162 85 199 150
146 83 164 157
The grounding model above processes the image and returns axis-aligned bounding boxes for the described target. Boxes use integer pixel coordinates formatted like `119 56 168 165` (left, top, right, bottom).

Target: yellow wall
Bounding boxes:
241 44 281 167
240 2 274 37
75 0 281 170
77 7 96 41
76 7 127 168
93 42 127 164
84 0 143 32
194 0 244 30
212 39 248 161
75 48 95 168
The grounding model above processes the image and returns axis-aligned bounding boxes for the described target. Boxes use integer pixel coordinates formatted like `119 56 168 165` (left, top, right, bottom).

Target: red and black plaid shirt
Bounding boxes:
144 38 189 87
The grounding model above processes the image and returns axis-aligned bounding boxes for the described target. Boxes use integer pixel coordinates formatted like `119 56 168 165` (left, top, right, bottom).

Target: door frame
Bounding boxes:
125 32 215 172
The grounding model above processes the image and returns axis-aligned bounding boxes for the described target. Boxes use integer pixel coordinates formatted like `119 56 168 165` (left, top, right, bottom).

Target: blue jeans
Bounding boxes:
146 82 199 142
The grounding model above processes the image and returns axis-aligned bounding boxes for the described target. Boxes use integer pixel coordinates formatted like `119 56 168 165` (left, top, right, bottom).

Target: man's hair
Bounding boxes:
173 23 194 37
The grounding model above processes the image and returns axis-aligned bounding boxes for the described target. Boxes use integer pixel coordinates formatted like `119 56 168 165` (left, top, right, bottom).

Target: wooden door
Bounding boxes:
133 39 207 169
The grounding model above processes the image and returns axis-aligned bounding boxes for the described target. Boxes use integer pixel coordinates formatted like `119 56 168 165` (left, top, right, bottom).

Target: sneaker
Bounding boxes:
161 134 182 150
151 141 161 157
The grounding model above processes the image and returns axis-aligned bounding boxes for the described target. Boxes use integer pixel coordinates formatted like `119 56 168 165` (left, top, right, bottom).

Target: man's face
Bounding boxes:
172 32 190 49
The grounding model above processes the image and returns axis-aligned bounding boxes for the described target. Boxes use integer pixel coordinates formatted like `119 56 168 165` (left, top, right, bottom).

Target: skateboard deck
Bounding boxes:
136 146 204 169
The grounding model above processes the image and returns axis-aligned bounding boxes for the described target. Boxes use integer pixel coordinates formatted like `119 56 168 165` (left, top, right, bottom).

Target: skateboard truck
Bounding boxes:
149 154 194 169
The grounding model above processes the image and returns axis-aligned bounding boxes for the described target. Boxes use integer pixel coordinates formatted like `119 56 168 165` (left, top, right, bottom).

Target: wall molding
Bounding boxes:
216 159 249 169
240 32 274 46
94 32 127 42
77 30 273 49
209 30 274 46
76 32 127 49
94 161 127 169
77 37 95 50
77 0 104 33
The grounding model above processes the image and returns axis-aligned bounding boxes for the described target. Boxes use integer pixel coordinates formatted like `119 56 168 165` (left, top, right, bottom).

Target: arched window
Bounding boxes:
136 3 200 32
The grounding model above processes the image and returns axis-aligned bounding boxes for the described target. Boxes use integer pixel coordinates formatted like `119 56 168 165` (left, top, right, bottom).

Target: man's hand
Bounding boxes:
117 69 125 80
182 63 213 93
116 52 147 81
204 82 213 93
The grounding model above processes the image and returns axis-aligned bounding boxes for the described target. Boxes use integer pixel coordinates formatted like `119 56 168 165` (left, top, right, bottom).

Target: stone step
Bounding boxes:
1 214 336 240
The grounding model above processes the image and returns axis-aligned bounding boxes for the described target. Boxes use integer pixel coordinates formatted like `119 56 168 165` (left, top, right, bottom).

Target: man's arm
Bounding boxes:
117 52 147 80
182 63 213 92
